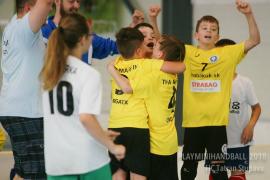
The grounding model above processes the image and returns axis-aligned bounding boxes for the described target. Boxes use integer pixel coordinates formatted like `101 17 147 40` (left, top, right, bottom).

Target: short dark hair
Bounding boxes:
215 38 236 47
159 35 185 62
116 27 144 59
134 23 154 30
196 15 219 34
16 0 36 13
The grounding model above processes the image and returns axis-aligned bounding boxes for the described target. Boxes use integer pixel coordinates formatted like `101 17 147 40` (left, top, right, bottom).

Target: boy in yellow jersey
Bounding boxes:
146 35 184 180
108 28 185 180
181 1 260 180
0 127 6 150
110 35 185 180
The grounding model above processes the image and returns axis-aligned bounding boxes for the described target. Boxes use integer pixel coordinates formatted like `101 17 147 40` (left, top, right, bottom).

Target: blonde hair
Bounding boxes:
40 13 89 90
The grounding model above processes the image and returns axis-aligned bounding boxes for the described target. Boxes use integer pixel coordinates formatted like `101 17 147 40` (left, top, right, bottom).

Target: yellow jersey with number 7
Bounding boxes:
183 43 245 127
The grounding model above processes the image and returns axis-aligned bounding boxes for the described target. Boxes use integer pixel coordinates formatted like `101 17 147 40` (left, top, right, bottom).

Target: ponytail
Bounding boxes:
40 28 69 90
40 13 89 91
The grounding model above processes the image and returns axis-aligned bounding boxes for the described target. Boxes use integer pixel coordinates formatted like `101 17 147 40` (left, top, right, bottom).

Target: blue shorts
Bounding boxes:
205 146 250 171
225 146 250 171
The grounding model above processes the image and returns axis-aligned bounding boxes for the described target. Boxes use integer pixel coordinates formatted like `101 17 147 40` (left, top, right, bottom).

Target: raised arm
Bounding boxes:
107 60 133 94
52 0 62 26
148 5 161 40
92 34 119 59
29 0 54 33
236 0 260 53
129 9 145 28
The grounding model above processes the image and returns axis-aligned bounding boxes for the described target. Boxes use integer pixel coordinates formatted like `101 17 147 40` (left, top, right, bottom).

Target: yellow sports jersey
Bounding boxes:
109 56 163 128
183 42 245 127
140 71 178 155
0 127 6 150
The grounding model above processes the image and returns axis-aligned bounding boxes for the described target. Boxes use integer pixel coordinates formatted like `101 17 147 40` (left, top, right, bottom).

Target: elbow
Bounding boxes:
174 62 186 74
178 63 186 74
253 36 261 47
79 113 95 126
252 103 262 115
251 35 261 47
256 37 261 46
257 103 262 115
183 64 186 71
79 114 88 125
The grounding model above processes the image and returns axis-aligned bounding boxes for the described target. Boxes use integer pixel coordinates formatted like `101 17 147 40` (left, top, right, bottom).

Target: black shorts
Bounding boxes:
149 153 178 180
182 126 227 162
0 116 46 179
109 128 150 177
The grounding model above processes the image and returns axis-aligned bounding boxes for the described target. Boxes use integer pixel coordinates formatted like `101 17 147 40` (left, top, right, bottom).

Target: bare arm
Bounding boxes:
148 5 161 40
107 60 133 94
160 61 186 74
80 114 125 160
236 0 260 53
129 9 145 28
29 0 54 33
52 0 62 26
241 103 261 144
108 60 185 94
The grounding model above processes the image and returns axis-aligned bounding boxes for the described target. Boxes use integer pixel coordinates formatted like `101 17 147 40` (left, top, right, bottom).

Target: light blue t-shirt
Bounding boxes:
0 13 45 118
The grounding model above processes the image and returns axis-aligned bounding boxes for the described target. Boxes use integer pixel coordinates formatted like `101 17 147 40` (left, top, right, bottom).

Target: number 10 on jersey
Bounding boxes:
49 81 74 116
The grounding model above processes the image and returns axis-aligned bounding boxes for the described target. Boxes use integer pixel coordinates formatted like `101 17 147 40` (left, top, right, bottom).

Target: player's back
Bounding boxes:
42 55 109 175
145 70 178 155
109 56 163 129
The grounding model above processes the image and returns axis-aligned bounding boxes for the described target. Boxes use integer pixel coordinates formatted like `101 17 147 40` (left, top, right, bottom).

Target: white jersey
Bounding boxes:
227 74 259 148
0 13 45 117
43 56 110 175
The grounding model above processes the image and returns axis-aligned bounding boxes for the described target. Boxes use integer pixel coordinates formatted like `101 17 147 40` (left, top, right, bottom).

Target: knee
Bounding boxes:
112 168 127 180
